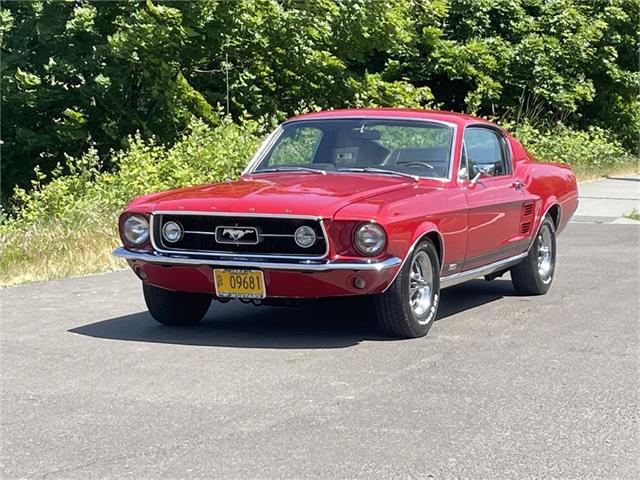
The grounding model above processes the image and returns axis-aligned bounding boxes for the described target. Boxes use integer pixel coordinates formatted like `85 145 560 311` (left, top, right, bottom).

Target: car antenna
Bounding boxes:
225 52 232 182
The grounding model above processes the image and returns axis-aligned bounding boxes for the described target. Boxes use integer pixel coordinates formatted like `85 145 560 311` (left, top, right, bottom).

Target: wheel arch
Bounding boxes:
528 201 561 253
420 230 445 271
546 203 561 229
381 226 444 293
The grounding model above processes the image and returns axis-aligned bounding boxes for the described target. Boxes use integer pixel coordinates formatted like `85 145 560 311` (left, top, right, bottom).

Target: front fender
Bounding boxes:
379 222 445 293
539 196 559 224
409 222 445 269
385 221 445 274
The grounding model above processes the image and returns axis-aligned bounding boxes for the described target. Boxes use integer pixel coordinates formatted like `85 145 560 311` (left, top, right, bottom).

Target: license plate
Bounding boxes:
213 269 265 299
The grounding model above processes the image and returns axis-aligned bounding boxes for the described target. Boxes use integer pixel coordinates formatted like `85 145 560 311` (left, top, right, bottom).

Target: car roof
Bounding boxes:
286 108 496 128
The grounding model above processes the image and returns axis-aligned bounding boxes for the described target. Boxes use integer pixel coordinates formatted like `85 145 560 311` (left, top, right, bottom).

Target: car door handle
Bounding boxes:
511 180 525 190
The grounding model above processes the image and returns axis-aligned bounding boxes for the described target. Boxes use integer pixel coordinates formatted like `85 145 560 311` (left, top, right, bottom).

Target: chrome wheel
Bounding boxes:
409 251 434 321
537 224 553 284
374 240 440 338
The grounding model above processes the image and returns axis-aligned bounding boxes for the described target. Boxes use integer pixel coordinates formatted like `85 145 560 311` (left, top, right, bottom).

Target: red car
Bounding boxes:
114 109 578 338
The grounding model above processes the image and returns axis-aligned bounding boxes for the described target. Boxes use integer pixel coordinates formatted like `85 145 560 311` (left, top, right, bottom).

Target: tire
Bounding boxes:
511 215 556 295
374 240 440 338
143 283 212 326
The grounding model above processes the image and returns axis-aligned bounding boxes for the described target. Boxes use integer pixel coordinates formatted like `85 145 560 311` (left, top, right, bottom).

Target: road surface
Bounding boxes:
1 222 639 479
573 174 640 222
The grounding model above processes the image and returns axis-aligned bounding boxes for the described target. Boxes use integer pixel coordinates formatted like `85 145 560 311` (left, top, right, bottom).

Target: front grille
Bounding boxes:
153 214 327 257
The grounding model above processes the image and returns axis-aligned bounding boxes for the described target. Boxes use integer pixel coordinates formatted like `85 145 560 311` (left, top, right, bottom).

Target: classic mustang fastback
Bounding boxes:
114 109 578 338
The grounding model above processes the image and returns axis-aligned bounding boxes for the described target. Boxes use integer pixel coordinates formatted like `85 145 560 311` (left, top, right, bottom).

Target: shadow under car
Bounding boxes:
69 279 517 349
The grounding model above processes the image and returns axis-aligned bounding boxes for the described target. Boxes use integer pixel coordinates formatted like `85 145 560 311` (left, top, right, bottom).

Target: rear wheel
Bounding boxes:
143 284 212 326
511 215 556 295
374 240 440 338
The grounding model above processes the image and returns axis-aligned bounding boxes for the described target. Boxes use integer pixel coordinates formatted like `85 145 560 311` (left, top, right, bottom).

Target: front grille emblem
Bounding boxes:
215 226 260 244
223 228 252 240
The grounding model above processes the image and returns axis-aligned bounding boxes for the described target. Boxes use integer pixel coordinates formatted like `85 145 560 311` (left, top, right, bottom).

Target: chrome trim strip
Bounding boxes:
242 126 283 176
282 116 457 130
462 123 514 176
184 231 312 239
440 252 528 289
184 230 215 235
155 210 323 219
242 116 458 183
150 212 330 260
113 247 401 272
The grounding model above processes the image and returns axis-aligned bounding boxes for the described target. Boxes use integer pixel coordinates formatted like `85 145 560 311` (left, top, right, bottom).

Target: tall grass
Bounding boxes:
0 119 264 286
0 215 122 285
1 118 637 287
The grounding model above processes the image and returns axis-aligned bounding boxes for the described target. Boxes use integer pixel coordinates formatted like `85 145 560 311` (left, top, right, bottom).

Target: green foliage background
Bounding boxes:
2 0 639 196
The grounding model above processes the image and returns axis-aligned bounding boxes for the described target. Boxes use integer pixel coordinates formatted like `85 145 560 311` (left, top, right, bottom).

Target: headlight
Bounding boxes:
354 223 386 256
122 214 150 246
162 221 183 243
294 225 317 248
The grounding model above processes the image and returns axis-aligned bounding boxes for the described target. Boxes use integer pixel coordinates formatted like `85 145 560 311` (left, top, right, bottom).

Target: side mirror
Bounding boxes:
470 164 495 184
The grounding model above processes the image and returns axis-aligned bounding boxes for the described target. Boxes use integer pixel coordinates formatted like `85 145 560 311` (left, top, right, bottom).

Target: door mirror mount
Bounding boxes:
469 164 496 184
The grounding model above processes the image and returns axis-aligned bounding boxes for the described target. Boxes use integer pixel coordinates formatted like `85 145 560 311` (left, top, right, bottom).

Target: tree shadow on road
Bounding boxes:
69 279 516 349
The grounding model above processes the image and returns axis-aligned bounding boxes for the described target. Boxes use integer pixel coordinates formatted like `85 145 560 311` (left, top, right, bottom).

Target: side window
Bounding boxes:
463 128 510 177
268 127 322 165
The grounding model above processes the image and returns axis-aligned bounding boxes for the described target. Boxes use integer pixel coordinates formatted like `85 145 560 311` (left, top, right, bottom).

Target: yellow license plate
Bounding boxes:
213 269 265 299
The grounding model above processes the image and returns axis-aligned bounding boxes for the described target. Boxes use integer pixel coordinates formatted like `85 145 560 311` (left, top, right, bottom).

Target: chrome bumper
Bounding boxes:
112 247 401 272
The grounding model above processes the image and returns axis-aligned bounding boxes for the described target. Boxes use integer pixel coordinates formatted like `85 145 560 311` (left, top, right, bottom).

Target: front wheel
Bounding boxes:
374 240 440 338
511 215 556 295
143 284 212 326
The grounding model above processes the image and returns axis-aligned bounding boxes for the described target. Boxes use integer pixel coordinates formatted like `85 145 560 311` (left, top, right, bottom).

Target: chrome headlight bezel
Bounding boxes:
162 221 184 244
122 213 150 246
354 222 387 256
294 225 317 248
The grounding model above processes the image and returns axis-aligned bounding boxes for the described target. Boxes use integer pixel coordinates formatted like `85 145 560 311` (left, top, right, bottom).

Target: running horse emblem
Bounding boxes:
222 228 255 241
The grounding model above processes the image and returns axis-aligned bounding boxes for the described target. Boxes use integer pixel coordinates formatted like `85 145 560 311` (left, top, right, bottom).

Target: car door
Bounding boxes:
461 126 526 270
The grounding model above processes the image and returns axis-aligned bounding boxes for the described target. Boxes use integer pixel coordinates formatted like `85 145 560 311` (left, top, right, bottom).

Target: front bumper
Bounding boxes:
113 248 402 297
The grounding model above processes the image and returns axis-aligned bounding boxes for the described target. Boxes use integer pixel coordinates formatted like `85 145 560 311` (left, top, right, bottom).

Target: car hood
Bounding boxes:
135 173 415 218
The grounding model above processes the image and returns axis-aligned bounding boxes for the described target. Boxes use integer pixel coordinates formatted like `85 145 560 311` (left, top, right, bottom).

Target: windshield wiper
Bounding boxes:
338 167 419 182
252 166 327 175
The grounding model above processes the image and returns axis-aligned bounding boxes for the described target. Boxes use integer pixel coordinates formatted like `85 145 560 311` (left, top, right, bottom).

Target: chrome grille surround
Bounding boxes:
150 211 329 260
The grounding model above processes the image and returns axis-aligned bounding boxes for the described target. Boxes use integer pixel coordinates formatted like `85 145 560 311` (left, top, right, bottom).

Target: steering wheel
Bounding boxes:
400 161 434 170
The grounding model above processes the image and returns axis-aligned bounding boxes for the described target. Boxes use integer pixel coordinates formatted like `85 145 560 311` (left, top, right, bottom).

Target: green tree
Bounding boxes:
2 0 638 199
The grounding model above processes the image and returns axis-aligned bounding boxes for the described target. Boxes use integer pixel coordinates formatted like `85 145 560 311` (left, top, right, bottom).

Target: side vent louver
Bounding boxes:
520 202 534 234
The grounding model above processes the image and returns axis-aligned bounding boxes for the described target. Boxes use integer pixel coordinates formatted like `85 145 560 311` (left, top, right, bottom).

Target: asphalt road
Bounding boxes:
1 223 639 479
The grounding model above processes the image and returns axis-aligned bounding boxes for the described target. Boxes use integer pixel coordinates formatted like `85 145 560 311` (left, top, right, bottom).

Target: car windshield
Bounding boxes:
253 119 454 179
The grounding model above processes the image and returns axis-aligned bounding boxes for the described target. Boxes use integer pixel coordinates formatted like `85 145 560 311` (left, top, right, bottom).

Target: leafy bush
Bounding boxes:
510 122 638 178
0 119 263 285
